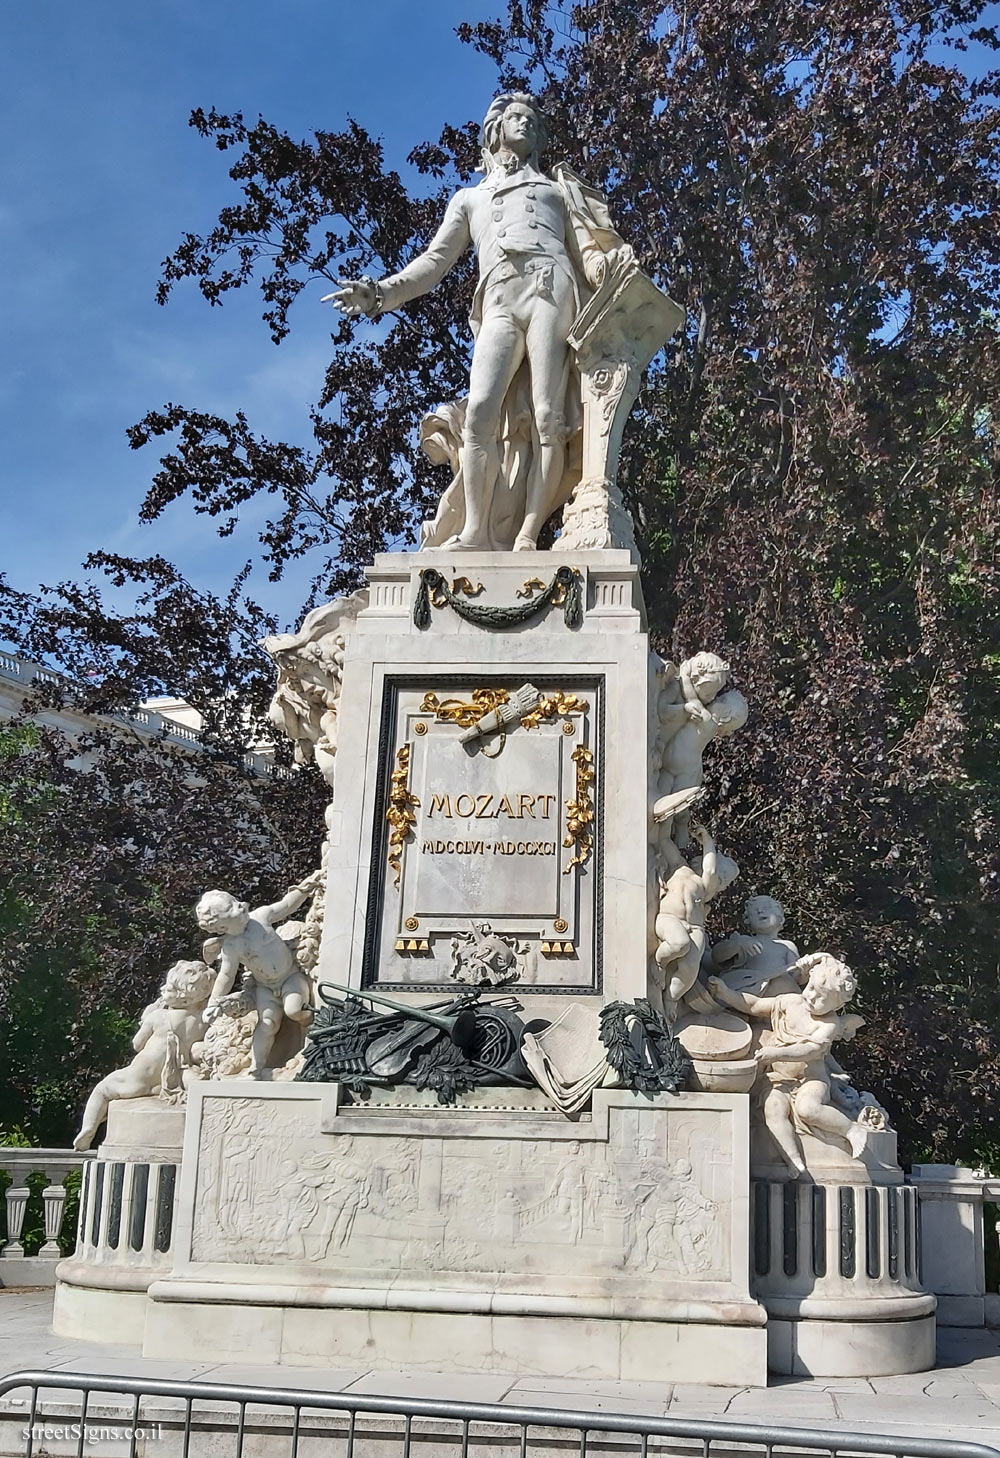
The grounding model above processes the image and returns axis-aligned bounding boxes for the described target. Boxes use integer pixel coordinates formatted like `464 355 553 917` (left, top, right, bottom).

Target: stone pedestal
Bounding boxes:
51 546 938 1382
53 1098 184 1344
321 549 652 1024
752 1132 935 1376
142 1080 767 1383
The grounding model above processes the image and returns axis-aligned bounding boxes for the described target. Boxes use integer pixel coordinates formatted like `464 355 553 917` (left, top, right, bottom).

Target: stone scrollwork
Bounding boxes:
589 356 632 434
386 744 420 889
260 590 368 786
563 744 595 873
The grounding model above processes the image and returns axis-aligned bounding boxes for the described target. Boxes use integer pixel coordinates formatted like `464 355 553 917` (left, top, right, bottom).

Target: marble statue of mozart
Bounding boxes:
328 92 635 552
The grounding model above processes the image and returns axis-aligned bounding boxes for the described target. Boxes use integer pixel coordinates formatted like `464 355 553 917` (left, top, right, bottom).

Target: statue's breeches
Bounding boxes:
478 254 577 327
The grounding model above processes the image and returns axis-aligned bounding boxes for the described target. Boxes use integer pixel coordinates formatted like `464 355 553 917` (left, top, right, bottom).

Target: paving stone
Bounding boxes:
832 1394 1000 1428
5 1288 1000 1443
194 1364 364 1393
345 1371 518 1403
726 1389 838 1417
509 1379 675 1403
502 1390 673 1418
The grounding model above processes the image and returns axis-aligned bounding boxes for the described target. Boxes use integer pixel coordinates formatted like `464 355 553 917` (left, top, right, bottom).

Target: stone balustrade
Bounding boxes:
908 1165 1000 1328
0 1148 95 1287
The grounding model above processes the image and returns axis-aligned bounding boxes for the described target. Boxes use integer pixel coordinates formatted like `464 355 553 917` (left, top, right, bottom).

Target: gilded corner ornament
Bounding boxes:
563 743 595 874
386 743 420 889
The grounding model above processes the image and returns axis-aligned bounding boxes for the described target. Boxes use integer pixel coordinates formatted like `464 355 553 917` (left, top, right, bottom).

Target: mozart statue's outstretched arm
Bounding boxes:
324 193 472 319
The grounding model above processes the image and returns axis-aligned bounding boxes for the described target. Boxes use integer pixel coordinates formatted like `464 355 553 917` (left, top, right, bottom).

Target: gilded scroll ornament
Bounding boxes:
427 575 485 606
386 744 420 889
563 744 595 874
515 577 548 599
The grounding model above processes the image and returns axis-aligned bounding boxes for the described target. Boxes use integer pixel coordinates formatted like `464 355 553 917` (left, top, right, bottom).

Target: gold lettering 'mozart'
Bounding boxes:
425 793 557 820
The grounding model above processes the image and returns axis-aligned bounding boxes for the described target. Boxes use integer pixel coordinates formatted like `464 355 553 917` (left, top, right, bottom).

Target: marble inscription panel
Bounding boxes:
370 680 600 991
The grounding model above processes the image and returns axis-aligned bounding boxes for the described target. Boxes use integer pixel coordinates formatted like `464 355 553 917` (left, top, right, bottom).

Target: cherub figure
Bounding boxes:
710 895 800 996
652 824 739 1016
73 960 212 1150
708 952 869 1177
652 653 748 848
196 872 323 1076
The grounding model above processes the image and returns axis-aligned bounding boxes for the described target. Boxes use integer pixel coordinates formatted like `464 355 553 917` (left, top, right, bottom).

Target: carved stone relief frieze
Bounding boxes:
189 1092 734 1288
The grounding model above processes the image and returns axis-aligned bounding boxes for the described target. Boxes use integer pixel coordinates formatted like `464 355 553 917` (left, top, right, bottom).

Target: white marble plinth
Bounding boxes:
321 550 653 1019
767 1313 937 1378
141 1079 767 1382
751 1171 936 1376
143 1300 767 1383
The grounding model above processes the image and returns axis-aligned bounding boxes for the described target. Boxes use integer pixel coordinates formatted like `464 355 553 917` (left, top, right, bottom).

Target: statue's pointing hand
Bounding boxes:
321 278 378 320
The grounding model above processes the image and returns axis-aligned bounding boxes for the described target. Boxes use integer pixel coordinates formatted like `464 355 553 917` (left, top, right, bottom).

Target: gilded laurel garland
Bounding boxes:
419 688 587 732
420 688 510 728
386 744 420 889
520 691 588 730
563 744 596 873
413 565 583 630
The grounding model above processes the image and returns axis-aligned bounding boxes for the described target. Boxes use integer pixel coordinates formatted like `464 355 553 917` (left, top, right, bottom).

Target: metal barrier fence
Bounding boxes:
0 1371 997 1458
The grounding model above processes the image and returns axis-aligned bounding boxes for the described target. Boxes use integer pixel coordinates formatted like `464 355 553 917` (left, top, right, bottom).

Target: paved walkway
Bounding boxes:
2 1291 1000 1448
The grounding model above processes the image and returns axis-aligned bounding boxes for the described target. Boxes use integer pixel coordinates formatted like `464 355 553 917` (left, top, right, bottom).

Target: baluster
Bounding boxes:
2 1184 30 1257
41 1182 67 1257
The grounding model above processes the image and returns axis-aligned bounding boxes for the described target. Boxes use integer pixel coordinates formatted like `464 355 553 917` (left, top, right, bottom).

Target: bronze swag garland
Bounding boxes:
413 565 583 630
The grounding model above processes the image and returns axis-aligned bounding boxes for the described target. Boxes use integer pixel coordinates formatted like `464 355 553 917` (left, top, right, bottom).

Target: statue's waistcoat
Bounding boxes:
470 171 572 286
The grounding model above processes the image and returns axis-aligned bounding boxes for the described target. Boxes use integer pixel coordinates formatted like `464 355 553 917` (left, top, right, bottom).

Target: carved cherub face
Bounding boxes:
195 890 250 936
682 652 730 704
745 895 784 936
801 955 856 1015
160 960 213 1009
802 983 842 1015
695 670 727 704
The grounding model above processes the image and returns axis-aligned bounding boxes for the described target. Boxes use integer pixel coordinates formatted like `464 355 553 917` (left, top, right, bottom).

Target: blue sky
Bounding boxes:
0 1 500 629
3 5 997 638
